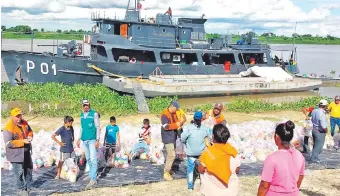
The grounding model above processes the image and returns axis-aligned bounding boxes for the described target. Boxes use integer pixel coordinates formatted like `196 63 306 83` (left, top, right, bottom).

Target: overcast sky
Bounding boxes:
1 0 340 36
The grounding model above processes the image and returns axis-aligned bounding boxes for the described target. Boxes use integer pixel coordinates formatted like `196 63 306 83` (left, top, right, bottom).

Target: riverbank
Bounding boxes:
53 169 340 196
1 82 327 118
2 32 340 45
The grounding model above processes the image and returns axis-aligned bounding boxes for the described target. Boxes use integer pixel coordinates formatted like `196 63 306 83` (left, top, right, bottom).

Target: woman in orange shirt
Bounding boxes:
197 124 239 196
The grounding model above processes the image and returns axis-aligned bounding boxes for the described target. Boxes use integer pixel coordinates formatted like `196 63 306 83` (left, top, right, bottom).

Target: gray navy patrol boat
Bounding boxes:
1 0 300 86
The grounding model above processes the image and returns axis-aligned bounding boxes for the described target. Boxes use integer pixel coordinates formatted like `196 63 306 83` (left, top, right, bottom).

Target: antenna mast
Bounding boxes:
293 22 297 47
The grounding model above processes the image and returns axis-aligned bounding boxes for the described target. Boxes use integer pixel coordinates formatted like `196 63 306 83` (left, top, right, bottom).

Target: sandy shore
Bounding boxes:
53 169 340 196
1 110 305 132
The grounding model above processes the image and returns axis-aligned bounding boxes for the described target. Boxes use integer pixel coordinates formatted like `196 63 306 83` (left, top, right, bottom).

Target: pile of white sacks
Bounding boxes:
1 119 336 172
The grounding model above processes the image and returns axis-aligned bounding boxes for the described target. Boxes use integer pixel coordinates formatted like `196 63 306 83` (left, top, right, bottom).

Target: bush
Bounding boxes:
226 96 326 113
1 82 176 117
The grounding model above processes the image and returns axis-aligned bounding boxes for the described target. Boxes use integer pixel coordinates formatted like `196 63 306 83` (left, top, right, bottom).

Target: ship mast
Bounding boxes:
125 0 142 21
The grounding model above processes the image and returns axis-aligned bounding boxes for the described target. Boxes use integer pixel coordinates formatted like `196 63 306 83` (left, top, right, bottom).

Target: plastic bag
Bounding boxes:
175 139 185 159
60 158 79 183
149 143 165 165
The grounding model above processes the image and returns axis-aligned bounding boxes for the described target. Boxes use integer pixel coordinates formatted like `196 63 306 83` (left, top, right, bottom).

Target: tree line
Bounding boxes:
1 25 339 40
208 31 338 40
1 25 88 34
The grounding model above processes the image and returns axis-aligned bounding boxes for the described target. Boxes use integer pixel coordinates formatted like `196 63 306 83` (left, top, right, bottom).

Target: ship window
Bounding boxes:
160 52 198 65
162 29 166 33
138 26 141 30
161 53 171 60
238 53 266 65
97 45 107 58
202 53 236 65
111 48 156 62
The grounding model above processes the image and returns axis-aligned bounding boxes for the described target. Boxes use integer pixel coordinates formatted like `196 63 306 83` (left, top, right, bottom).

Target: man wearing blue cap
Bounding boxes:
160 100 184 181
181 111 210 191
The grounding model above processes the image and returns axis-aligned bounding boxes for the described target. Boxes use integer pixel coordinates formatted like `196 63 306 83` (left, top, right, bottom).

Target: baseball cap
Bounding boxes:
11 108 22 117
194 111 203 120
214 103 223 111
170 101 180 109
319 99 328 106
335 96 340 101
82 99 90 106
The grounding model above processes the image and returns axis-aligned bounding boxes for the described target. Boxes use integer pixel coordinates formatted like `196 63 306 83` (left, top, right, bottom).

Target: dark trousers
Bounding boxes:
311 130 326 162
303 136 309 153
104 143 117 162
11 151 33 191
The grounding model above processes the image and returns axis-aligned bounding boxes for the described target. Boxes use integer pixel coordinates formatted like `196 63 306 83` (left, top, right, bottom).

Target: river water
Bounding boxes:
1 39 339 105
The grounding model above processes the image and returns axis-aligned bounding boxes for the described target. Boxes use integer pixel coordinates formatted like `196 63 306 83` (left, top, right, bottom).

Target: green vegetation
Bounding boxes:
206 32 340 45
225 97 327 113
2 25 340 45
0 82 175 118
185 96 329 114
2 32 84 40
1 82 330 118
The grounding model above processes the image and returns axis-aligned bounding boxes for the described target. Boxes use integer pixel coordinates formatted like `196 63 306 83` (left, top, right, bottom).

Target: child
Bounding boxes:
197 124 239 196
180 111 210 191
129 119 151 161
104 116 120 167
51 116 74 179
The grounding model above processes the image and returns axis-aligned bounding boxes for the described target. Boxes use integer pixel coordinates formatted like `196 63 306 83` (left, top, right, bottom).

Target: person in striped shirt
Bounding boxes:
129 119 152 162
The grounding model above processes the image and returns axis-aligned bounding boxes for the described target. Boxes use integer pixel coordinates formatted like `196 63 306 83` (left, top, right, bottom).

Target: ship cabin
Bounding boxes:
84 8 274 69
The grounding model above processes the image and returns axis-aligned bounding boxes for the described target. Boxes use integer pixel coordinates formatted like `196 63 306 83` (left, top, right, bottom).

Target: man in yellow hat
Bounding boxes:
3 108 34 195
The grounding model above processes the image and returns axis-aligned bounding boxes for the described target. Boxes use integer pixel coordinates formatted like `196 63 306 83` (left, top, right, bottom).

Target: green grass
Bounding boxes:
2 32 83 40
2 31 340 45
0 82 331 118
208 34 340 45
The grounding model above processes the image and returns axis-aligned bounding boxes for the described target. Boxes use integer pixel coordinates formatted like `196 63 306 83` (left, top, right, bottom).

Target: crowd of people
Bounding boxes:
2 96 339 196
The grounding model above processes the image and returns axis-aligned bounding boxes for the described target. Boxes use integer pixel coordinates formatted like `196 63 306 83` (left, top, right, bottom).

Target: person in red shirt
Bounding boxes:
165 7 172 18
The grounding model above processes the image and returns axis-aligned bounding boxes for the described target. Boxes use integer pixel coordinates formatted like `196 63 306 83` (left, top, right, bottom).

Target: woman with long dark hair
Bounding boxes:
258 121 305 196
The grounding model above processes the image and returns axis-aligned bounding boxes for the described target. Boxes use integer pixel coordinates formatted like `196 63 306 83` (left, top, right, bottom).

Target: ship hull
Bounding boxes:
102 76 322 98
1 50 274 85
